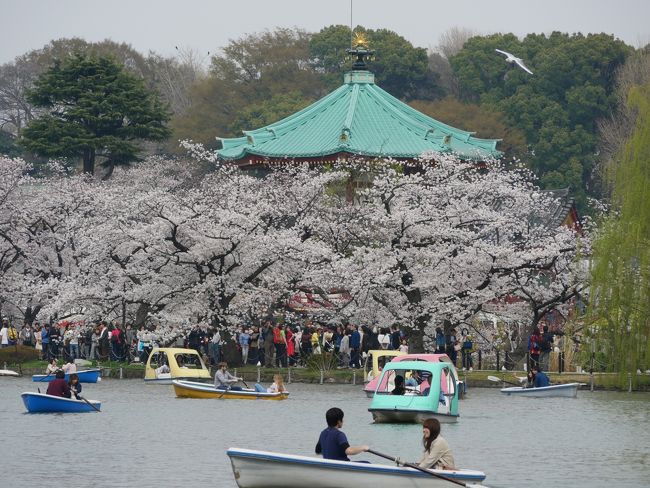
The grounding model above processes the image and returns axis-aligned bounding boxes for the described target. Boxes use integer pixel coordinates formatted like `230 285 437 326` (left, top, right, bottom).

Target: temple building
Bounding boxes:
216 35 501 165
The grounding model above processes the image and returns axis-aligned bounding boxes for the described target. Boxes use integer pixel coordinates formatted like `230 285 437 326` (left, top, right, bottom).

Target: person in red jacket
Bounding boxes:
46 370 71 398
528 326 542 370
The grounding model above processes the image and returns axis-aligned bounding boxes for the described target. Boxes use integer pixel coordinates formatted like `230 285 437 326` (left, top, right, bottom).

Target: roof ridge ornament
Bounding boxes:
346 31 375 71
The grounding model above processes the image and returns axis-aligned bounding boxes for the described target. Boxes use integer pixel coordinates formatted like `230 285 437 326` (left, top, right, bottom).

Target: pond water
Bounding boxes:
1 377 649 488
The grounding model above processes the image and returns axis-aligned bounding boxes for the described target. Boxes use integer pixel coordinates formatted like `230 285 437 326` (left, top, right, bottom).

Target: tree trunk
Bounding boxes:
406 311 431 354
24 305 42 326
408 325 425 353
134 303 151 327
82 148 95 174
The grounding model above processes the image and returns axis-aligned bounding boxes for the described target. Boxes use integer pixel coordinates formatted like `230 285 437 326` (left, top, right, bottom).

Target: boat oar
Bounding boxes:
217 385 231 399
487 375 521 387
37 371 54 382
367 449 467 487
77 395 101 412
239 377 250 389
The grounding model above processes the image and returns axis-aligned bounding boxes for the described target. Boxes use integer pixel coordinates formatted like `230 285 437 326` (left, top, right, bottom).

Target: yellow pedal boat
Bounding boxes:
172 380 289 400
144 348 211 384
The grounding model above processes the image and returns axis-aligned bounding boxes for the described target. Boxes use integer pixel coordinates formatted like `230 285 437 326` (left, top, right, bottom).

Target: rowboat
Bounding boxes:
172 380 289 400
21 392 101 413
226 448 487 488
369 361 460 423
144 348 211 384
0 369 19 376
500 383 580 398
364 353 456 398
31 368 102 383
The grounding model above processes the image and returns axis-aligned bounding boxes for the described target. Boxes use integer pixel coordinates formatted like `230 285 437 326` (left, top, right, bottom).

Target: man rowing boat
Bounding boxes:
532 365 550 387
46 370 71 398
315 407 368 462
214 362 243 391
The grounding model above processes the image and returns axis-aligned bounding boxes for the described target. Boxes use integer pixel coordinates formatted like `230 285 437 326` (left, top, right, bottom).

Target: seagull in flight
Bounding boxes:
495 49 533 75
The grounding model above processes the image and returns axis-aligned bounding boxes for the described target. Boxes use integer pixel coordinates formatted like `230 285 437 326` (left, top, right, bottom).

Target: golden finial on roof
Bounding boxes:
352 32 369 49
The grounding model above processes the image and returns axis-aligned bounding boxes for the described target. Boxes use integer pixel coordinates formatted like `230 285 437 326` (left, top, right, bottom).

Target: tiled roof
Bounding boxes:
216 70 501 162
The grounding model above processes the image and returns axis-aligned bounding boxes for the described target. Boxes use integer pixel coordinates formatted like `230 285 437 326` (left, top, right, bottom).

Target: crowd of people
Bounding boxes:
0 315 483 371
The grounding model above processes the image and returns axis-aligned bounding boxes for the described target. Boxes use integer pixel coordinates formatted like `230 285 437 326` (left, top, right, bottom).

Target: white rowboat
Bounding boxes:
500 383 580 398
227 448 487 488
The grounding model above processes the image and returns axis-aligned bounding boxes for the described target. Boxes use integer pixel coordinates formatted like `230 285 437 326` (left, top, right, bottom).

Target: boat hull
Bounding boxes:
21 392 101 413
368 408 459 424
172 380 289 400
32 368 101 383
227 448 486 488
144 374 173 385
500 383 580 398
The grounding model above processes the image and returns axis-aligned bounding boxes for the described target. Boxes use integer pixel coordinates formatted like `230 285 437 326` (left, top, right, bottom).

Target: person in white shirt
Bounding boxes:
0 321 9 347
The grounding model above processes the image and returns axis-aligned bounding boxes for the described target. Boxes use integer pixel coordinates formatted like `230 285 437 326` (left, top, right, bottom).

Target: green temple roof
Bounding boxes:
216 49 501 162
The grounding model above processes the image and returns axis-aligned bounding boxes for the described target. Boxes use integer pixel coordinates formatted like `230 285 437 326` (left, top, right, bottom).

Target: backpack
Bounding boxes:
540 333 552 352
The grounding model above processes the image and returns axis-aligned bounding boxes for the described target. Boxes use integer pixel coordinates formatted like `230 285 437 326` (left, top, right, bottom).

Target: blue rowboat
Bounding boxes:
227 448 487 488
21 392 101 413
32 368 102 383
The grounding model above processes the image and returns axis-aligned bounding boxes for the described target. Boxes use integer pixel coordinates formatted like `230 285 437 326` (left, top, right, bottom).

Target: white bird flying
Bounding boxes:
495 49 533 75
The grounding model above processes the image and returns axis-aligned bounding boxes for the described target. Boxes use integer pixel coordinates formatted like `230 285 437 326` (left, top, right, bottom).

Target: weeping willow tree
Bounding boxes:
590 81 650 384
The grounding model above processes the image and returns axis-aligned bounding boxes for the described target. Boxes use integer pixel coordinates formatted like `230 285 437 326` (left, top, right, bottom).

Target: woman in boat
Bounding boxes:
524 370 535 388
266 374 287 393
45 357 58 374
68 373 82 400
418 418 455 470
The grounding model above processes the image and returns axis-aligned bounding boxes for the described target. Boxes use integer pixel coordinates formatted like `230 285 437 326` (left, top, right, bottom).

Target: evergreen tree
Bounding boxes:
20 54 170 175
450 32 631 211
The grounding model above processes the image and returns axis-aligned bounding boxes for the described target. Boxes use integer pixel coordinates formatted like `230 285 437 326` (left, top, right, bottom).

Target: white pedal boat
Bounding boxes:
227 448 487 488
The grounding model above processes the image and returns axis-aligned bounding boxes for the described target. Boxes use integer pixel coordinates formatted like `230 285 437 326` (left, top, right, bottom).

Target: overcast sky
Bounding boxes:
3 0 650 64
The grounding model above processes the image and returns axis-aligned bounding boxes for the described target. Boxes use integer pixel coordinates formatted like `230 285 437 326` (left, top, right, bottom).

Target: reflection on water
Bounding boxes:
1 377 649 488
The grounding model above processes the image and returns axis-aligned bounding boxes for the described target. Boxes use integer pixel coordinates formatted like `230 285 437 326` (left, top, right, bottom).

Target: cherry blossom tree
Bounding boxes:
0 152 587 354
306 156 587 352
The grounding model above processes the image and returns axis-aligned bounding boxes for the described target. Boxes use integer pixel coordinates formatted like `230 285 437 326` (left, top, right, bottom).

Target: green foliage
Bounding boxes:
229 92 313 133
310 25 441 100
0 345 40 364
589 81 650 382
450 32 632 211
305 353 339 373
173 28 325 147
20 54 171 174
0 130 20 157
409 97 527 159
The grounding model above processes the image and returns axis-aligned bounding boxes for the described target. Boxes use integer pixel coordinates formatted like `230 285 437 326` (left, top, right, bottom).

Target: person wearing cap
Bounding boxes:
46 370 72 398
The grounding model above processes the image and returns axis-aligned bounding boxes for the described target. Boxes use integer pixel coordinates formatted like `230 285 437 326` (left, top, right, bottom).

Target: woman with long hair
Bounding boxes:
68 373 82 400
418 418 455 470
267 374 287 393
